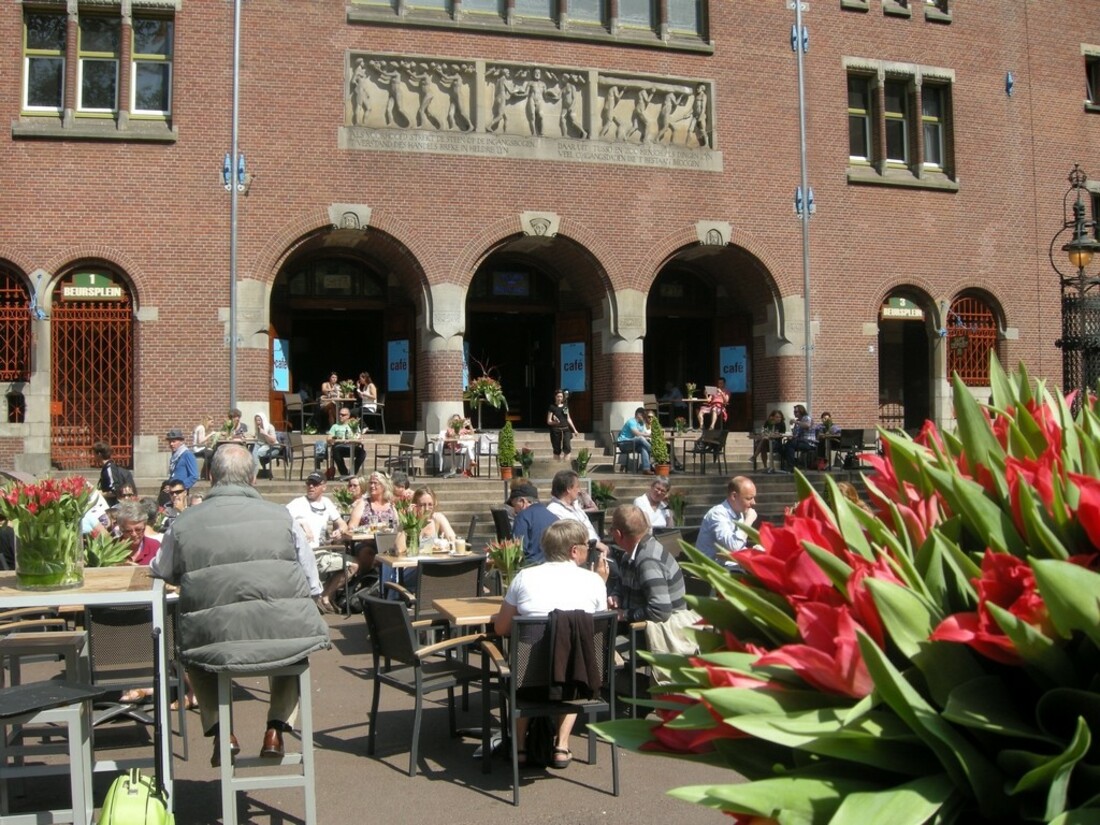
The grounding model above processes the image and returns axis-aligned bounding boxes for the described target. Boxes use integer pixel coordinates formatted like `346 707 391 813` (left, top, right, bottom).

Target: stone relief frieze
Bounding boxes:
340 53 722 173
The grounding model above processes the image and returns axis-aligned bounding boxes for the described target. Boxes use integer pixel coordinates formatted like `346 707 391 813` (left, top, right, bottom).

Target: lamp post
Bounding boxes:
1051 164 1100 405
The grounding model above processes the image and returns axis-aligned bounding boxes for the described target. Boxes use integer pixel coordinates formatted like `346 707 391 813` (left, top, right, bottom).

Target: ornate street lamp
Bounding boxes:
1051 164 1100 404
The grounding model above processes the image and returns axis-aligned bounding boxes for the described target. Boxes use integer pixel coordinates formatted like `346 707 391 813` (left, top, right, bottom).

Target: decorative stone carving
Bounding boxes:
328 203 372 231
520 211 560 238
695 221 732 247
341 53 721 171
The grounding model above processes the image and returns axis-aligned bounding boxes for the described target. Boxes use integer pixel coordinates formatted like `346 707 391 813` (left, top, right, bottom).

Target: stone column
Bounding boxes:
596 289 647 442
419 283 468 435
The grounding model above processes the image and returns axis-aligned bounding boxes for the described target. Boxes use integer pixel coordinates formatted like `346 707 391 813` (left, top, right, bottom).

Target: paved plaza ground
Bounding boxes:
9 611 737 824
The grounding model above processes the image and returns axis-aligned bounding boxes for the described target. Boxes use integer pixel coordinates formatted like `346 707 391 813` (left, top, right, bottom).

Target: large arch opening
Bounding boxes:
878 289 935 431
465 236 605 431
0 263 32 424
269 227 421 431
645 244 774 432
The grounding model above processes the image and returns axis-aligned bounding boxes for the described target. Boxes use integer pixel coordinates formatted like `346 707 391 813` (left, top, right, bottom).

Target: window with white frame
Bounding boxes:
78 15 121 113
1087 54 1100 107
23 11 66 113
844 60 956 187
131 17 173 116
848 75 872 162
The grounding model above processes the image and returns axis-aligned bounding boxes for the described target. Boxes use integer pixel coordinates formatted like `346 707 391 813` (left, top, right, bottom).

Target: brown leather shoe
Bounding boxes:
260 727 285 759
211 733 240 768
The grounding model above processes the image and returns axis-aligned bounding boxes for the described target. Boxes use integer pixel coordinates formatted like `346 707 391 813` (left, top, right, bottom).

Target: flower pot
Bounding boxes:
404 528 420 557
500 465 513 480
654 463 671 477
14 518 84 591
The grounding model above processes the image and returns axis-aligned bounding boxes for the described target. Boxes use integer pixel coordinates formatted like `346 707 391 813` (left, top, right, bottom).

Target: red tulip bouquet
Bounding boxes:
0 476 91 589
595 359 1100 825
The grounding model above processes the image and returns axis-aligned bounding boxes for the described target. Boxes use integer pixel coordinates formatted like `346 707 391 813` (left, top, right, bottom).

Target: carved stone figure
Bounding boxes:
521 68 560 137
350 58 371 126
487 68 521 134
372 62 409 129
623 86 656 143
677 83 709 148
559 79 587 139
656 90 686 143
407 65 443 130
599 85 626 140
437 67 472 131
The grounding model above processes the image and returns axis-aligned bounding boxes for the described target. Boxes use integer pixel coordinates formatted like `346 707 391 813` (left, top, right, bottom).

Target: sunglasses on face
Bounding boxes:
170 489 186 496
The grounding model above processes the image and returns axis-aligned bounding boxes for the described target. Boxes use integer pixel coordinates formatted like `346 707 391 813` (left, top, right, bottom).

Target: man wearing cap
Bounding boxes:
510 480 559 565
503 480 538 531
167 428 199 491
286 472 354 613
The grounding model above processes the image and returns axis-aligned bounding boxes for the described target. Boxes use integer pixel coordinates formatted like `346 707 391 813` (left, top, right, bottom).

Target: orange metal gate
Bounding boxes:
0 268 32 382
50 280 134 469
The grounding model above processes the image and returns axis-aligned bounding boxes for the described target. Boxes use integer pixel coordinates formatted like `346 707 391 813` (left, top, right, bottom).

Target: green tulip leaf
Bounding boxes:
1031 559 1100 646
698 770 882 823
857 630 1008 819
911 641 989 708
1036 689 1100 746
802 542 853 592
985 602 1078 685
1015 483 1071 561
827 773 954 825
942 676 1056 742
866 578 941 660
1006 717 1090 822
704 686 850 717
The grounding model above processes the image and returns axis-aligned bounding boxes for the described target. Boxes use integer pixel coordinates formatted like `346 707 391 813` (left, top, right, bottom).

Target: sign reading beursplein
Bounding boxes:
61 272 124 301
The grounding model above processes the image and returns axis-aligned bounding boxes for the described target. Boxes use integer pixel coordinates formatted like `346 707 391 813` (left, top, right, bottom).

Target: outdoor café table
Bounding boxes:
431 596 503 629
682 397 707 430
0 566 174 809
749 432 785 470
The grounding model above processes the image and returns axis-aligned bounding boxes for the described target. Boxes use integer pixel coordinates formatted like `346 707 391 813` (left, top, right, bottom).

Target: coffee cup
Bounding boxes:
455 538 467 554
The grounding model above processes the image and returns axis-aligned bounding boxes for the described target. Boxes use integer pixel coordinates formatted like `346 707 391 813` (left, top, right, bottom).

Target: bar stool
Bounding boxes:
216 662 316 825
0 681 104 825
0 630 89 687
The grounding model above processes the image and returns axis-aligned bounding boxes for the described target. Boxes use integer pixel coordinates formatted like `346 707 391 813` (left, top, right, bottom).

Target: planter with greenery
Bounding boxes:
666 491 686 527
464 375 506 430
595 358 1100 824
572 447 592 476
498 421 516 479
650 418 670 475
590 480 617 510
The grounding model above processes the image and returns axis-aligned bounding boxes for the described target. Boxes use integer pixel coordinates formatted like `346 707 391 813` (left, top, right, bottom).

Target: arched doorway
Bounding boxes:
50 269 135 468
645 255 759 432
878 291 933 431
270 248 416 431
946 292 1001 388
465 247 595 431
0 264 32 423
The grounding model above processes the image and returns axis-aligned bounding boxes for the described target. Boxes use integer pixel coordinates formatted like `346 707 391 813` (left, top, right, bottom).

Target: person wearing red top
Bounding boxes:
115 500 161 566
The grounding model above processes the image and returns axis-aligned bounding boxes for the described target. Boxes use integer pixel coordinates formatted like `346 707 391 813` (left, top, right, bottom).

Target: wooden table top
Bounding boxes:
0 565 153 599
431 596 503 627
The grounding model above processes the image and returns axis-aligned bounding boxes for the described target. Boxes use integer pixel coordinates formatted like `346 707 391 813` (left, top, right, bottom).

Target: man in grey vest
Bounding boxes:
152 444 330 766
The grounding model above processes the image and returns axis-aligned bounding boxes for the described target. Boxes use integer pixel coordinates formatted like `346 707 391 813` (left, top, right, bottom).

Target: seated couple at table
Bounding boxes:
439 414 477 477
782 408 841 471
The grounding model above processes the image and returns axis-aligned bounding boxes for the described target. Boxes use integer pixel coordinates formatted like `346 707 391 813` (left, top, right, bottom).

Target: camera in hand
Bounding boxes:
587 539 601 569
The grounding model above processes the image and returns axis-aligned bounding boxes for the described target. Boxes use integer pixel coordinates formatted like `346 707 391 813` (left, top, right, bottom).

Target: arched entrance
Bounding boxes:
466 245 596 431
269 234 419 431
644 249 765 432
50 269 135 468
878 290 934 431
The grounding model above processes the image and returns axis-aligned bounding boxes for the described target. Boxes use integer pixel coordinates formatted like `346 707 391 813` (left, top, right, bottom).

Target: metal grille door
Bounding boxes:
947 296 999 387
50 282 134 469
0 268 31 382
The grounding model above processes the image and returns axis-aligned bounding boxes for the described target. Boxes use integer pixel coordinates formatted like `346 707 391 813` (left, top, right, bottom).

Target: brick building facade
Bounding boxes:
1 0 1098 476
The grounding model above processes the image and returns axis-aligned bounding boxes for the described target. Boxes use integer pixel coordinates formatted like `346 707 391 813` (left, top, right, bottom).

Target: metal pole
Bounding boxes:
794 0 813 415
228 0 242 409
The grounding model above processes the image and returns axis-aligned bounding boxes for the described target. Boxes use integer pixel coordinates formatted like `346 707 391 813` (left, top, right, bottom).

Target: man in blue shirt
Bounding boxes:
695 476 758 567
167 428 199 491
617 407 653 474
511 481 559 565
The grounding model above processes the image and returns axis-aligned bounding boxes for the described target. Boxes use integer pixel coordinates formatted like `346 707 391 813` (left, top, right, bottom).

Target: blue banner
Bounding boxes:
560 342 586 391
272 338 290 392
388 339 410 392
720 345 748 393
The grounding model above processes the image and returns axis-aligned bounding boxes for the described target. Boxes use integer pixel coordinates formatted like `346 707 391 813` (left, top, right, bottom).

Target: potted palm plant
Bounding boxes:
498 420 516 479
650 417 671 476
571 447 591 476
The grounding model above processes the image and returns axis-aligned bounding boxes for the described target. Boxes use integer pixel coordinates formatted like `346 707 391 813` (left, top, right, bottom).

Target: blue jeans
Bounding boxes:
620 437 652 471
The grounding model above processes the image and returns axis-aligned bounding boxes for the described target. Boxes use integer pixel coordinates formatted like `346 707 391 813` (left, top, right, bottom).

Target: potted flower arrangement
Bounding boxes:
650 418 670 476
594 359 1100 824
518 447 535 477
572 447 592 477
684 382 697 399
486 536 525 591
393 498 428 557
0 476 91 590
463 374 506 430
339 379 356 397
674 416 688 435
330 485 357 515
498 421 516 479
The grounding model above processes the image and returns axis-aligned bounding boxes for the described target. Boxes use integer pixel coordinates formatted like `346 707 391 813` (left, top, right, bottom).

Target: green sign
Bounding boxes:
61 272 124 301
880 296 924 320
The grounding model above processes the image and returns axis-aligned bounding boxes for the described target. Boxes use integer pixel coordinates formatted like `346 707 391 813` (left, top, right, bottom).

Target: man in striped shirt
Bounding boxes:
609 504 687 624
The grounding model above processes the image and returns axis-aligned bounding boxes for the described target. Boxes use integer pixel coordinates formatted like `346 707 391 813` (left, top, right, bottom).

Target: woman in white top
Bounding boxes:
356 371 378 414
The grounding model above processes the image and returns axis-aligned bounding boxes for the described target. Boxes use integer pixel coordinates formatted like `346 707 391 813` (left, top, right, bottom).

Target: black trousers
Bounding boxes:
550 428 572 456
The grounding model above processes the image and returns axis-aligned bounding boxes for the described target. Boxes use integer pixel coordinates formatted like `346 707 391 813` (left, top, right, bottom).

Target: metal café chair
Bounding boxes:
360 392 386 434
